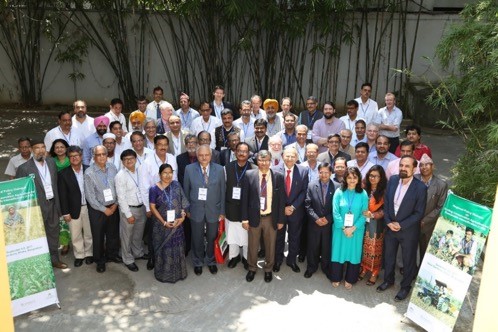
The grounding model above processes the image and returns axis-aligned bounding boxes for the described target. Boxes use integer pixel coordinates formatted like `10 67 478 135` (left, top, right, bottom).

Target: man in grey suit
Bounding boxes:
16 139 67 269
184 144 226 275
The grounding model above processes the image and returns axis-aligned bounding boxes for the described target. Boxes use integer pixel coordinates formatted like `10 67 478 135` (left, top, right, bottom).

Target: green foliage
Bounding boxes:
429 0 498 206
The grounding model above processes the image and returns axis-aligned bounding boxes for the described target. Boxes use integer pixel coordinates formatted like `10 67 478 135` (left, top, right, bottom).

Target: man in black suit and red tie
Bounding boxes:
271 146 309 273
241 150 285 283
377 155 427 301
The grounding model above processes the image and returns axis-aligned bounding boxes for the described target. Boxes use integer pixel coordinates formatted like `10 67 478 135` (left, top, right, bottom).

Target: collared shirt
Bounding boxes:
295 143 306 163
212 101 225 119
266 116 283 137
190 116 221 149
115 167 149 217
277 130 297 147
368 151 397 170
145 100 165 121
259 170 273 215
104 111 128 133
72 115 96 140
175 107 200 131
83 133 104 166
311 117 346 153
347 159 375 179
251 109 267 120
339 115 358 132
233 117 255 140
44 126 84 150
300 160 321 183
386 158 420 179
376 106 403 138
72 167 86 205
354 97 378 125
394 177 414 216
134 147 155 166
142 152 178 190
351 136 367 146
84 162 118 212
34 159 54 199
339 144 355 158
4 153 31 177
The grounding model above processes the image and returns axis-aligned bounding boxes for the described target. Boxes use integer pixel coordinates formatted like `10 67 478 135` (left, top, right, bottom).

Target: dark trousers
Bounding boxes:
383 227 419 289
183 217 192 256
248 216 276 272
388 136 400 154
306 220 332 276
275 216 303 265
190 217 218 267
88 205 120 265
299 219 308 259
330 261 360 284
144 216 154 257
44 199 61 263
419 230 433 264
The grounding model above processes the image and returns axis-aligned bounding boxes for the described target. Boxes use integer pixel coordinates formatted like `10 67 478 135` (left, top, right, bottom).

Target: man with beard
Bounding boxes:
175 92 199 131
156 101 174 135
368 135 397 170
16 139 67 269
264 99 283 137
45 110 84 150
317 134 351 166
127 96 147 131
129 110 146 133
354 83 379 125
268 135 284 166
347 142 375 178
234 100 255 141
250 95 266 120
298 96 323 140
105 98 128 133
110 121 131 160
386 140 420 179
245 119 269 155
72 100 95 140
191 102 222 149
224 142 257 269
166 115 190 157
214 109 242 151
377 92 403 153
83 116 109 168
312 101 345 153
287 125 308 164
102 133 121 171
377 155 426 302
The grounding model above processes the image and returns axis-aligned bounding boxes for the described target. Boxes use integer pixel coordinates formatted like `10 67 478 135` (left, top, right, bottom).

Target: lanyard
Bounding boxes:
359 101 369 118
308 111 317 127
154 154 167 168
58 127 71 143
162 185 173 210
234 162 249 186
180 111 191 126
37 161 50 184
126 169 139 188
202 118 212 132
346 190 356 213
222 127 232 146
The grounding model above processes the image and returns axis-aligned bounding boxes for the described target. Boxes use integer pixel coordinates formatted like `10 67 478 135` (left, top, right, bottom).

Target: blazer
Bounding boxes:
317 150 351 165
245 135 269 154
165 130 189 156
384 175 427 231
183 162 226 223
286 142 307 163
209 101 239 119
241 169 285 229
414 174 448 235
176 152 196 186
58 166 83 219
271 163 309 222
220 149 234 167
16 158 61 217
305 179 334 224
225 160 258 221
298 110 323 130
214 126 241 151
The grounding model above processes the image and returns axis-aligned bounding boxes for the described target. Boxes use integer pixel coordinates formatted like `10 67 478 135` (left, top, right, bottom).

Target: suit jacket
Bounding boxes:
166 130 189 156
414 174 448 235
317 150 351 165
287 142 307 163
298 110 323 129
305 179 334 224
384 175 427 231
225 160 258 221
241 169 285 229
176 152 196 186
209 101 239 119
271 164 309 222
220 149 235 167
58 166 83 219
214 126 241 151
245 135 269 154
16 158 61 217
211 148 221 164
183 162 225 223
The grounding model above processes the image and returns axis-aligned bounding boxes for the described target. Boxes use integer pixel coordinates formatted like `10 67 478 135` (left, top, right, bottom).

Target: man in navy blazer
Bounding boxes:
271 146 309 273
377 155 427 301
184 144 226 276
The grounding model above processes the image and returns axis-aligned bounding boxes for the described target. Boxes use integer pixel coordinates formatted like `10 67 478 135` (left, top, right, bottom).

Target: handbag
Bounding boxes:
214 217 228 264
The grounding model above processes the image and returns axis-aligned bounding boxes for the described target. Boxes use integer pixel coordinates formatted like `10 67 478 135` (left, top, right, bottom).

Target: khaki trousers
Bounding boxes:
248 215 276 273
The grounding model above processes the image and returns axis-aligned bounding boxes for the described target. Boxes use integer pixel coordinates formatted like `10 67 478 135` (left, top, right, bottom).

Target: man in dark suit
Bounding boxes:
219 132 239 167
214 109 241 151
58 146 93 267
377 155 427 301
316 134 351 166
197 131 221 164
184 144 226 275
16 139 67 269
304 163 334 279
209 85 238 119
241 150 285 282
245 119 269 155
271 146 309 273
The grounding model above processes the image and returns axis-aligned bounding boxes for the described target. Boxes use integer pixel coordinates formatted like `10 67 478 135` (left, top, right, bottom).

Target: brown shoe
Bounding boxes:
366 275 378 286
52 261 68 269
61 245 69 256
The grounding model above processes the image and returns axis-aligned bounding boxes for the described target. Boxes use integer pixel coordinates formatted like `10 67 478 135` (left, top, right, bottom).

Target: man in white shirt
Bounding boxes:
175 93 199 131
377 92 403 153
340 100 360 135
190 102 221 149
72 100 95 140
130 131 154 166
105 98 128 133
102 133 122 171
110 121 131 160
287 124 308 164
145 86 166 121
45 110 84 150
166 115 190 157
354 83 378 125
4 136 31 179
250 95 267 120
234 100 255 140
347 142 375 178
115 149 149 272
142 135 178 187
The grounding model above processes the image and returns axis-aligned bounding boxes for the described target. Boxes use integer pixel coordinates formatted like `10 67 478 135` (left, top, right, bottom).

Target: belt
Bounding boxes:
129 204 144 208
260 213 271 218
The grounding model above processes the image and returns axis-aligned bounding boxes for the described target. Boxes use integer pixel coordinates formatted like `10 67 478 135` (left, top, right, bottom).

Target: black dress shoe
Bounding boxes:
376 281 394 293
394 287 411 302
264 272 273 282
74 259 84 267
107 256 123 263
85 256 94 265
258 249 265 258
298 255 305 263
242 257 249 270
208 265 218 274
147 258 154 270
194 266 203 275
96 264 106 273
137 254 149 260
273 262 281 272
287 263 301 273
246 271 255 282
304 270 313 278
227 256 241 268
126 263 139 272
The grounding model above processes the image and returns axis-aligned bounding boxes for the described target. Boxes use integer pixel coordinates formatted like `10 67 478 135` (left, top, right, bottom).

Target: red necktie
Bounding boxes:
274 159 278 166
285 169 291 197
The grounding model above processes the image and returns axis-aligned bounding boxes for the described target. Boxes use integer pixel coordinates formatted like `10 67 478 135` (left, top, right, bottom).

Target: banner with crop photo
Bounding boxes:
406 191 492 332
0 176 59 316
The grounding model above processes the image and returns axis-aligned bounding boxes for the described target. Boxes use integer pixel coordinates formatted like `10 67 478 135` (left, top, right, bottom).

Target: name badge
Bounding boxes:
103 188 113 202
232 187 241 200
167 210 175 222
260 197 266 210
307 131 312 140
221 147 228 151
344 213 354 227
44 183 54 200
198 188 208 201
136 192 143 204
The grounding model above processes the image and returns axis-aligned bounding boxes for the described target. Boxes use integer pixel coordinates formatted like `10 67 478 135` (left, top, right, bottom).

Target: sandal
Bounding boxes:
366 275 378 286
358 270 366 281
344 282 353 290
332 282 340 288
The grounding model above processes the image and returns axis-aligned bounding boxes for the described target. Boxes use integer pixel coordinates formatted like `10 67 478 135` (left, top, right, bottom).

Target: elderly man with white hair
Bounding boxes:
156 101 175 134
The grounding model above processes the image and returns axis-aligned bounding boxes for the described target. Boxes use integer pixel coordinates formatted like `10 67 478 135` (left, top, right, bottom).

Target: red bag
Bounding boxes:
214 217 228 264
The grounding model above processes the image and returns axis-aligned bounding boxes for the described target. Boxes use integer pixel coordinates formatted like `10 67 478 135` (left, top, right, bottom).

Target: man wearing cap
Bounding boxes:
105 98 128 133
415 154 448 262
263 99 283 137
145 86 166 121
175 93 200 131
129 110 146 133
103 133 121 171
72 100 95 140
44 110 84 150
82 116 109 168
127 96 147 130
16 139 67 269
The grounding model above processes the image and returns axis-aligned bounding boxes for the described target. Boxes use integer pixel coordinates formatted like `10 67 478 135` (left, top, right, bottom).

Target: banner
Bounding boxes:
0 176 59 317
406 191 492 332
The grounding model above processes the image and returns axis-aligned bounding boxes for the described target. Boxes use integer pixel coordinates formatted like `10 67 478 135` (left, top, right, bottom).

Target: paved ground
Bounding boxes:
1 110 477 331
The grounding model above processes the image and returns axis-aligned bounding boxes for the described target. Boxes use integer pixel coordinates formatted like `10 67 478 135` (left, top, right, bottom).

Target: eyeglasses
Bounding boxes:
123 157 136 162
94 153 107 157
132 139 144 143
69 154 81 159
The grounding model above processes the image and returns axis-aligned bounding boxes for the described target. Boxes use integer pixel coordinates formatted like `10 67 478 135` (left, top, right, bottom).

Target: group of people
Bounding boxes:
4 84 450 302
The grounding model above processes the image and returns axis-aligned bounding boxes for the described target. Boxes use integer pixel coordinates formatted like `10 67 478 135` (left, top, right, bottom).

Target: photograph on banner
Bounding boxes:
2 201 45 246
426 216 485 275
8 253 55 300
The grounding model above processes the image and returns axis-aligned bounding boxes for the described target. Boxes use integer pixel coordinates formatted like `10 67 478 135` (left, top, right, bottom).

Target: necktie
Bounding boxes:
274 159 278 166
156 103 160 119
203 166 208 185
322 183 328 205
261 174 267 210
285 169 291 197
